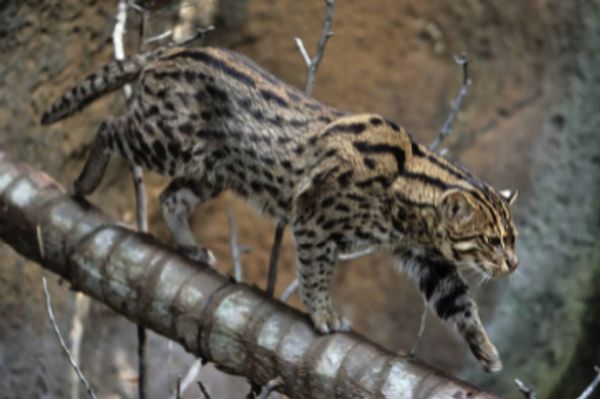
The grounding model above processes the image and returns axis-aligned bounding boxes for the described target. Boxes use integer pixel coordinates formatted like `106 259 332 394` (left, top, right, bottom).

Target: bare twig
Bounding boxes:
175 374 182 399
266 221 285 297
266 0 338 302
338 247 376 261
174 25 214 46
577 366 600 399
227 208 243 282
280 247 376 303
293 38 311 67
297 0 336 96
168 359 202 399
36 225 45 258
131 167 148 232
69 293 91 399
259 376 283 399
280 279 300 302
514 378 537 399
113 1 132 99
197 380 212 399
113 2 149 397
280 250 377 305
146 29 174 44
410 297 428 356
42 278 97 399
429 54 471 151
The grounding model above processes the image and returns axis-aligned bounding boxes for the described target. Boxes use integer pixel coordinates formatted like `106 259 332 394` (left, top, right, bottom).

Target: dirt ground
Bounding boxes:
1 0 597 398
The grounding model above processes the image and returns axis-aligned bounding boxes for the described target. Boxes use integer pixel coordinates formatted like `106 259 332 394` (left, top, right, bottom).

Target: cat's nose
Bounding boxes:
506 253 519 271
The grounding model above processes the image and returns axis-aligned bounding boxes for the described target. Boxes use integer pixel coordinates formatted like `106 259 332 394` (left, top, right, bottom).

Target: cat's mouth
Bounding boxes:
457 260 494 284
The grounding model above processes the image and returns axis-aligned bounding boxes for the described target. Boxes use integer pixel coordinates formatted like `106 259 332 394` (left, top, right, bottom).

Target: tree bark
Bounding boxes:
0 150 498 399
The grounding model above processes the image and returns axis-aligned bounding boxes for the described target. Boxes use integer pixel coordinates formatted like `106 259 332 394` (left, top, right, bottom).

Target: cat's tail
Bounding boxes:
40 48 167 125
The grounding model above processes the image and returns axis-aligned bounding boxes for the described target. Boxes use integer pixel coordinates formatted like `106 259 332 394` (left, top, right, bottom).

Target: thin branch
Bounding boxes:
338 247 375 261
280 248 376 303
429 53 471 151
173 25 214 46
113 0 132 98
197 380 212 399
112 2 149 397
42 278 97 399
514 378 537 399
259 376 283 399
265 0 338 304
136 324 147 398
577 366 600 399
169 358 202 399
132 167 148 232
69 293 91 399
266 221 285 297
175 374 182 399
280 279 300 302
293 37 311 67
227 208 243 282
302 0 336 96
410 297 428 356
36 225 45 258
145 29 173 44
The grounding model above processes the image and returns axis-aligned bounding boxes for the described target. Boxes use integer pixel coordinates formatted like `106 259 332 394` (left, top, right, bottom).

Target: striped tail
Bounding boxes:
40 48 166 125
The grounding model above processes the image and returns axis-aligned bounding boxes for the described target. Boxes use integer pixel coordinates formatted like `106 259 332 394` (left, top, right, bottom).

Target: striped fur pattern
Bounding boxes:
41 46 518 372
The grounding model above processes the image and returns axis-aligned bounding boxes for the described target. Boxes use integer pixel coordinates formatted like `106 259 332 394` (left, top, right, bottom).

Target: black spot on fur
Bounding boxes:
353 141 406 172
369 117 383 126
166 50 256 87
411 141 425 156
321 197 335 208
167 142 181 158
152 140 167 159
337 171 353 187
322 122 367 138
178 123 194 135
364 157 376 169
260 89 288 108
206 84 228 102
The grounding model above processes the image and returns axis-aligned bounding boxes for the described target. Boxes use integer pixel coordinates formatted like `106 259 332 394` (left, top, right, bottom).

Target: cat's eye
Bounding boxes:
485 236 502 247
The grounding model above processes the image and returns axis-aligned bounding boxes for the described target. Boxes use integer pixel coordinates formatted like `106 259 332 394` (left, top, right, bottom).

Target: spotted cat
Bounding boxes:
41 46 519 372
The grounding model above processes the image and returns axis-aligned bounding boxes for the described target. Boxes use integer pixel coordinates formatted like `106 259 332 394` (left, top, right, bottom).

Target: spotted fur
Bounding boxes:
41 46 518 372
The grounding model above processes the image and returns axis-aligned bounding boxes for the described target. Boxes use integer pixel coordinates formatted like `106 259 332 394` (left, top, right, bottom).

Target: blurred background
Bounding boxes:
0 0 599 398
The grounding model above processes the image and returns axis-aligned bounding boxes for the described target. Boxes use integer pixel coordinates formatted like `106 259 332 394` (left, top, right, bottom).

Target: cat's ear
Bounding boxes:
499 189 518 206
439 189 474 224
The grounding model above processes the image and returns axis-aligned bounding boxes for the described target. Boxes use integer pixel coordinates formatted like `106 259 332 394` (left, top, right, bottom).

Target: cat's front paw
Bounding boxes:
311 309 351 334
469 333 502 372
178 244 216 267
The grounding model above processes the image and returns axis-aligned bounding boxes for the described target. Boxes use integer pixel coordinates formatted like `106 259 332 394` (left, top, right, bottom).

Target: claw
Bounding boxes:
469 332 502 372
312 309 351 334
178 245 216 267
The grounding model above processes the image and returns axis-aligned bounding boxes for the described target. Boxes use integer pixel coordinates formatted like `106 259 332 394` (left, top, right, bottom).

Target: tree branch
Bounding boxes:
577 366 600 399
297 0 336 96
429 54 471 152
112 2 149 396
514 378 537 399
42 277 97 399
0 150 499 399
